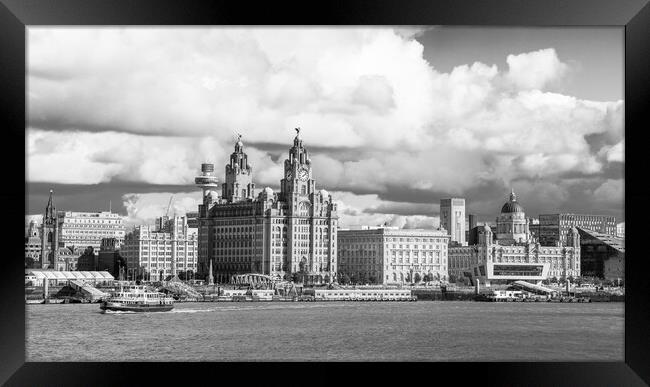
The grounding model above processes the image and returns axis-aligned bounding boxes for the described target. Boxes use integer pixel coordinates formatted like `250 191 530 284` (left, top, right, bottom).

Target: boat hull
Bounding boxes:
100 302 173 313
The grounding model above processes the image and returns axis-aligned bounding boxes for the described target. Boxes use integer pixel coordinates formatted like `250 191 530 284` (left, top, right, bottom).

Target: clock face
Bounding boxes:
286 171 293 180
299 168 309 181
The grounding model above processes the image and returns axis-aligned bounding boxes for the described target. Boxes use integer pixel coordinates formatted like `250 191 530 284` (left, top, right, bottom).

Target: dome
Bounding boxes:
319 189 329 198
501 201 525 213
500 189 525 213
263 187 274 196
483 224 492 232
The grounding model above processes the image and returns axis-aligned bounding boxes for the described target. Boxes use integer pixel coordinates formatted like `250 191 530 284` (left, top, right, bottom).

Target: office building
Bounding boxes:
58 210 126 250
440 198 466 245
538 213 616 246
196 130 338 284
577 228 624 280
337 227 450 284
121 216 198 281
616 222 625 238
449 191 580 285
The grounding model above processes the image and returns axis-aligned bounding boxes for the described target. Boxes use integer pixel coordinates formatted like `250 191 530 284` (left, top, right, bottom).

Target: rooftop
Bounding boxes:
577 227 625 253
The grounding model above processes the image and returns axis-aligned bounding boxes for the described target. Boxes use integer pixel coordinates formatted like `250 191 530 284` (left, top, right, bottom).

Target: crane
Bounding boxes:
166 195 175 218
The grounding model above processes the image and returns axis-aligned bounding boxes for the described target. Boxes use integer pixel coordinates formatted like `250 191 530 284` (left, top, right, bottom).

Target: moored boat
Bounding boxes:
100 285 174 313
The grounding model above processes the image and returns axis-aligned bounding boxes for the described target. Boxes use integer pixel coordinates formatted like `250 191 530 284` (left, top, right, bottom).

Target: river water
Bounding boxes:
26 301 624 361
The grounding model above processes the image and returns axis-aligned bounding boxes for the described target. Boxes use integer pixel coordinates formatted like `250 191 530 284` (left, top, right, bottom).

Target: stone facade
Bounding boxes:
40 190 58 269
122 216 198 281
58 210 126 250
449 191 581 284
197 130 338 284
337 227 450 284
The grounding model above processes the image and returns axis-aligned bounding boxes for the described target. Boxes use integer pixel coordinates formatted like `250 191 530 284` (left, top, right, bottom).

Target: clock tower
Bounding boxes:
280 127 315 204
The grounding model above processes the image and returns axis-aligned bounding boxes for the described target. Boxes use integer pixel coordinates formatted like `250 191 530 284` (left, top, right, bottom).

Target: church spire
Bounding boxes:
45 189 56 224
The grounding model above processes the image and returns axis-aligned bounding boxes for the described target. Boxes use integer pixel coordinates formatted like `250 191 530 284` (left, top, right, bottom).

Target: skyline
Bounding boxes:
26 27 624 227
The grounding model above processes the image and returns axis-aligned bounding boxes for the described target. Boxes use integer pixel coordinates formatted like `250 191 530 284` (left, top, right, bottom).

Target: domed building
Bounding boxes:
448 190 581 286
496 190 532 245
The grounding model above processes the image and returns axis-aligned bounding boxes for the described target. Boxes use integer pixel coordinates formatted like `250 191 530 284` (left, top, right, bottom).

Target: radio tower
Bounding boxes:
195 163 220 210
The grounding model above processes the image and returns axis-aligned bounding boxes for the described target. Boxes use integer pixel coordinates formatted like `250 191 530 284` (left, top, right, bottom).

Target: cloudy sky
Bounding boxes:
26 27 624 229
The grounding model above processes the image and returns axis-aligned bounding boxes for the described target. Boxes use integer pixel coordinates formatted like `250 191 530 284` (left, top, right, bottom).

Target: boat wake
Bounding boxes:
102 310 138 314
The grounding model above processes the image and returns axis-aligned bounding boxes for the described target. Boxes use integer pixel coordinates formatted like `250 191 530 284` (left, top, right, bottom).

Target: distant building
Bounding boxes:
25 220 41 266
76 246 98 271
440 198 466 245
337 227 450 285
616 222 625 238
186 211 199 228
577 228 625 280
121 216 198 281
98 237 127 278
538 213 616 246
449 191 581 285
58 210 126 250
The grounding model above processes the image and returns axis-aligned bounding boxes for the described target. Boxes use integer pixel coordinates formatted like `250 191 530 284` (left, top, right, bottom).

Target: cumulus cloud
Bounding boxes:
27 27 624 224
506 48 568 90
122 191 202 227
332 191 438 229
592 179 624 203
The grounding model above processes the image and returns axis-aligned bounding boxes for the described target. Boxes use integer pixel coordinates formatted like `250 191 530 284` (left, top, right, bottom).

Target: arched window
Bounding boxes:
301 185 306 195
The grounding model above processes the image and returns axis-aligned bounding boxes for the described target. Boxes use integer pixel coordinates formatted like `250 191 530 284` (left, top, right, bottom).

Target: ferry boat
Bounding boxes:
100 285 174 313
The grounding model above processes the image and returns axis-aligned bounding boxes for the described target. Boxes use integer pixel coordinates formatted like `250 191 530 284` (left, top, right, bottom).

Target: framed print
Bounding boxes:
1 0 649 385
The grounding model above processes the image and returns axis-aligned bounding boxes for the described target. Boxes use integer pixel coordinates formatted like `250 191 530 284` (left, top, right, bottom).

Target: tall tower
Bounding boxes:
40 190 59 269
280 127 315 203
440 198 466 245
195 163 219 215
222 134 255 203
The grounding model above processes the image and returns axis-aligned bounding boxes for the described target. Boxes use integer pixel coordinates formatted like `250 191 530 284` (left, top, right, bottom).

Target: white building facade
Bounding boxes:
58 211 126 250
122 216 198 281
337 227 450 285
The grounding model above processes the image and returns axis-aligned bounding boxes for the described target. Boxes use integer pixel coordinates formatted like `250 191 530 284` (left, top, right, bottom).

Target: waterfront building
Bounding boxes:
25 269 114 287
98 237 126 278
616 222 625 238
337 227 450 285
196 130 338 284
25 220 42 266
577 228 624 280
58 210 126 250
538 213 616 246
448 191 581 285
56 246 81 271
440 198 466 245
121 216 198 281
76 246 98 271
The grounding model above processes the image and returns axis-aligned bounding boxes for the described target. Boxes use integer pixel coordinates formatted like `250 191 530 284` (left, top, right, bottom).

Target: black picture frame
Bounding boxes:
1 0 648 385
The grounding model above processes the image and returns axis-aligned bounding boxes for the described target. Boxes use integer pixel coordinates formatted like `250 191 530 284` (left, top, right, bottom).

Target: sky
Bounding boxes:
26 27 624 229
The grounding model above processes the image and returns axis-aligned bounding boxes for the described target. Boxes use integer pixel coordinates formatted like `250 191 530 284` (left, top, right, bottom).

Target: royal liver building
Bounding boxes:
196 129 338 284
